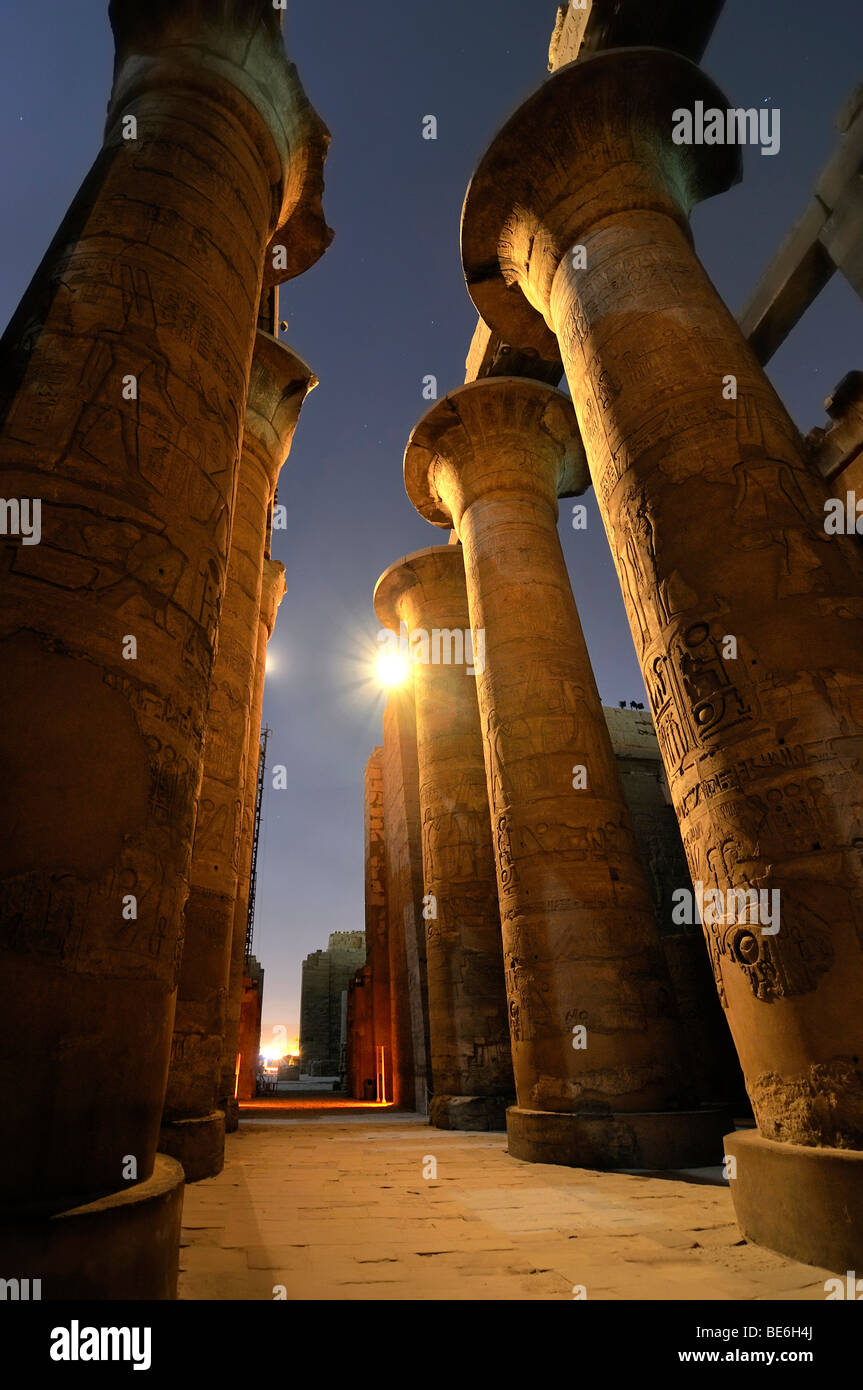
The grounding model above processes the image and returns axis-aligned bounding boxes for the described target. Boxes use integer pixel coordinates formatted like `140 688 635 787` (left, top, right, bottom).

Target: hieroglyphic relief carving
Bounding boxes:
646 621 753 780
457 46 863 1154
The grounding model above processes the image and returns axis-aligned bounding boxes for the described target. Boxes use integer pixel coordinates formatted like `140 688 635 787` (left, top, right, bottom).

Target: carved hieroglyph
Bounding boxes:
163 334 315 1161
375 546 513 1107
220 556 286 1112
0 1 329 1206
404 379 694 1116
461 48 863 1147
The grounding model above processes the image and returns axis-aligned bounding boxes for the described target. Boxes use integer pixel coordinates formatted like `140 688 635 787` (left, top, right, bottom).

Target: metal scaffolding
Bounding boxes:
245 725 270 965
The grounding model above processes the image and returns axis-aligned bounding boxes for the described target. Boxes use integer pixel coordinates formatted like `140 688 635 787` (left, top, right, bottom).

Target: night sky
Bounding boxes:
1 1 861 1049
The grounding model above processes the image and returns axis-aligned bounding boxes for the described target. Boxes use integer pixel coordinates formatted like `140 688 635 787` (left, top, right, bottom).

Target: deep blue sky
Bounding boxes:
1 2 861 1046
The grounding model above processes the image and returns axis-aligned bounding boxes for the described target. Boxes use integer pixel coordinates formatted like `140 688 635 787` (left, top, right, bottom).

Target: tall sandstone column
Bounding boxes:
160 334 315 1179
364 748 392 1100
381 686 431 1113
375 546 514 1129
461 49 863 1266
405 379 726 1167
0 1 328 1296
221 555 287 1114
346 965 375 1101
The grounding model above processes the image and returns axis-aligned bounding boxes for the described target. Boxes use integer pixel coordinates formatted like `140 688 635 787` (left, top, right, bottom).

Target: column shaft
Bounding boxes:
161 334 313 1176
552 214 863 1139
375 547 513 1129
0 5 323 1213
364 748 392 1099
461 49 863 1150
459 46 863 1251
405 379 729 1167
221 556 286 1110
381 687 431 1113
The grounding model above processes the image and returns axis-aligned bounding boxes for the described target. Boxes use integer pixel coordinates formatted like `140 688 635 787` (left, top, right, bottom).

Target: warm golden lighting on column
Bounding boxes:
376 1045 388 1104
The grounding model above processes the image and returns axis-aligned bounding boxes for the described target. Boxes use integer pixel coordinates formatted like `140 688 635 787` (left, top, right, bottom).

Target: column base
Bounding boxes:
725 1129 863 1275
159 1109 225 1182
507 1104 729 1169
429 1094 513 1131
0 1155 184 1300
223 1097 240 1133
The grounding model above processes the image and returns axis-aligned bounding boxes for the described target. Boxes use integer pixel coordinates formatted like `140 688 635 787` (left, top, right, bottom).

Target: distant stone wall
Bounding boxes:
603 706 694 937
299 935 366 1072
328 931 365 952
604 707 747 1107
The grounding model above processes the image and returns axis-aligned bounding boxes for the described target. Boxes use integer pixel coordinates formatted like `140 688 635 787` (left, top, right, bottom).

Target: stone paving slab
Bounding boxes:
178 1111 833 1301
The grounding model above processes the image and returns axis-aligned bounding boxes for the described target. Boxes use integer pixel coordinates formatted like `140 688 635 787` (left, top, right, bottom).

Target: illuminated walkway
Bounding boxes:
178 1097 830 1301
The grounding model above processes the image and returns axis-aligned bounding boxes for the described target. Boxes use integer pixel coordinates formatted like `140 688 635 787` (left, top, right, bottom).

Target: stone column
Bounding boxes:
238 955 264 1101
221 556 286 1119
381 686 431 1113
364 748 392 1099
405 379 727 1167
461 49 863 1266
346 966 375 1101
160 335 314 1179
375 546 514 1130
0 1 328 1296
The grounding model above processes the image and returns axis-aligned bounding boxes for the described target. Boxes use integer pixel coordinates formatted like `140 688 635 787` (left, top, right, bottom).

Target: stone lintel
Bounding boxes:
550 0 726 68
739 201 836 365
740 88 863 363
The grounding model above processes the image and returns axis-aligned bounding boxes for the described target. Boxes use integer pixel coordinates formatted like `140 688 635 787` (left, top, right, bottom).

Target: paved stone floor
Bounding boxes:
178 1097 831 1301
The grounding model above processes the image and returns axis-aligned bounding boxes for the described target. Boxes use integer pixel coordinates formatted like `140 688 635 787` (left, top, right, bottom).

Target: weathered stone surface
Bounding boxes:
726 1129 863 1274
108 0 333 285
357 748 393 1101
461 49 863 1158
346 965 376 1100
466 3 726 389
604 706 747 1109
375 546 513 1124
429 1094 510 1132
238 954 264 1102
220 557 285 1109
661 935 748 1111
1 1154 184 1301
179 1109 832 1301
405 379 700 1163
381 688 431 1113
507 1104 730 1170
158 1111 225 1184
162 333 314 1178
807 370 863 487
300 933 366 1073
548 0 725 69
603 705 692 932
0 0 326 1217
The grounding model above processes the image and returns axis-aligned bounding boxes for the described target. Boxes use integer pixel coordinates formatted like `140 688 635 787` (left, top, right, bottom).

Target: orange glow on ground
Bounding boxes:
241 1096 393 1112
